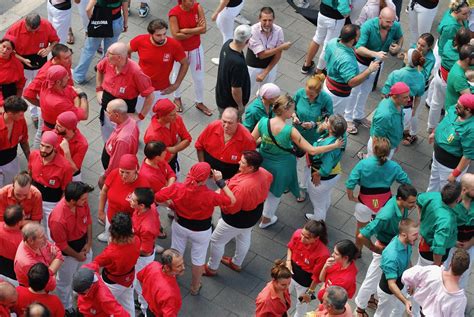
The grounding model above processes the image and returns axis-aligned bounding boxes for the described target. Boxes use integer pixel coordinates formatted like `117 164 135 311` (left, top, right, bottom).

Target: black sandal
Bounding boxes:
356 308 369 317
402 135 418 146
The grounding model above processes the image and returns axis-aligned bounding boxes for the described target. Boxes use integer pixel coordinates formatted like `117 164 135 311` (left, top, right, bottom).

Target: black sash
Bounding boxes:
169 153 180 174
62 233 88 256
0 256 16 280
291 260 312 287
176 216 212 232
355 53 374 67
32 180 63 202
0 145 17 166
49 0 71 10
319 2 345 20
101 146 110 170
221 202 264 229
434 142 462 169
379 272 404 295
99 90 138 124
21 54 47 71
0 83 17 100
246 47 273 69
203 150 239 180
458 225 474 242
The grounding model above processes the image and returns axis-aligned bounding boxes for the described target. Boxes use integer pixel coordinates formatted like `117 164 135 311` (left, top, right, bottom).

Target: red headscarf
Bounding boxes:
185 162 211 186
44 65 68 89
153 99 176 117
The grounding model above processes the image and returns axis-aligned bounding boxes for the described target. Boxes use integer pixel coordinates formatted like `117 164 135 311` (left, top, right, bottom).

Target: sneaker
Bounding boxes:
138 3 149 18
301 61 315 74
211 58 219 65
305 213 315 220
234 14 250 25
155 244 165 254
354 118 371 128
346 122 358 134
259 216 278 229
293 0 310 8
97 231 109 243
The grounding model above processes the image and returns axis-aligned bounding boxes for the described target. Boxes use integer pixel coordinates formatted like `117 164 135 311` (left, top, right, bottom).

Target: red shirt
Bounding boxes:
129 35 186 90
0 113 28 151
105 169 150 221
155 183 231 220
0 55 26 106
5 19 59 56
255 281 291 317
168 3 202 51
77 273 130 317
23 60 74 101
92 236 140 287
57 130 89 171
0 223 22 260
222 168 273 214
28 150 73 191
104 117 139 176
132 205 161 254
14 240 63 292
0 304 10 317
195 120 256 164
0 184 43 222
139 159 176 194
39 85 84 128
48 198 91 251
97 58 154 99
143 115 192 161
287 229 330 283
14 286 65 317
317 261 358 302
137 262 181 317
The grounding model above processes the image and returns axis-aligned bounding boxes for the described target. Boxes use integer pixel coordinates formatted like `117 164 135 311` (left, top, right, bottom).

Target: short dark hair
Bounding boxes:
144 141 167 160
161 248 181 268
14 171 32 187
134 187 155 208
3 96 28 113
51 43 71 58
334 239 358 262
451 248 470 276
304 220 328 245
459 44 474 61
340 24 360 43
147 19 168 34
25 13 41 30
65 182 94 202
259 7 275 19
454 28 471 48
396 184 417 201
441 182 462 205
109 212 134 242
418 33 435 48
28 263 49 291
4 205 23 227
242 150 263 170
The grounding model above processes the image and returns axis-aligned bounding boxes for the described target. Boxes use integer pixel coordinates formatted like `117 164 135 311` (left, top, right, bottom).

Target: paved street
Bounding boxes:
1 0 473 315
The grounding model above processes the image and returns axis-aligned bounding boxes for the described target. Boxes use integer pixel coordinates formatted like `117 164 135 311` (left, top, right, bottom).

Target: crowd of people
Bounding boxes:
0 0 473 316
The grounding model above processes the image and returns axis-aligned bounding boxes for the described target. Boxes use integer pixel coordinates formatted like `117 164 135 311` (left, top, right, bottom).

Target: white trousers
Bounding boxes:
33 117 44 149
56 250 92 309
349 0 366 24
171 220 211 266
367 137 395 160
354 202 375 223
374 286 405 317
104 280 135 317
427 71 446 130
261 192 281 219
24 69 40 120
100 113 117 144
47 2 72 45
322 81 351 116
426 154 467 192
296 156 310 190
134 252 155 315
0 275 18 287
216 2 244 44
136 90 169 120
207 218 252 270
312 14 345 70
0 157 19 187
407 1 439 46
172 45 204 103
248 65 278 98
425 41 441 106
290 278 309 317
443 246 474 290
403 92 427 136
72 173 82 182
42 201 58 240
307 174 340 221
76 0 89 29
355 252 382 309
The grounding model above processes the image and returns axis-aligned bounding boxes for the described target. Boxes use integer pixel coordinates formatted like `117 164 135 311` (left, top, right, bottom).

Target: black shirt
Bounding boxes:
215 40 251 109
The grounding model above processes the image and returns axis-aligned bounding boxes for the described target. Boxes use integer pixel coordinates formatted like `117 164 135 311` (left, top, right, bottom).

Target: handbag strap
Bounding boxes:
266 118 293 154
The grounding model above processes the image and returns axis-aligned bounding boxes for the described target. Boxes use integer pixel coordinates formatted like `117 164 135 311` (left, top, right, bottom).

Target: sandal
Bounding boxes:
355 308 369 317
296 191 306 203
367 295 379 310
195 102 212 116
173 98 183 113
67 29 75 45
346 123 358 135
356 152 366 161
402 135 418 146
158 229 167 240
221 256 242 272
203 265 217 277
190 283 202 296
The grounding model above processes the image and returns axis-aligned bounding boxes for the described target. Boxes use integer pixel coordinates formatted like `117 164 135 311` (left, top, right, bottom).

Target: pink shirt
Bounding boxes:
104 117 139 176
248 22 284 55
314 303 353 317
402 265 467 317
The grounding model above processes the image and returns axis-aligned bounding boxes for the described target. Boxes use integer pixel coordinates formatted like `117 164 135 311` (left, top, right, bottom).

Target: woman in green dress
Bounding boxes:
252 95 343 228
243 83 281 132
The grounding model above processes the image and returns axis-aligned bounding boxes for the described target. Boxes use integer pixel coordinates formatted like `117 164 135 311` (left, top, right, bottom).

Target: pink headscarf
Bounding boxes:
258 83 281 99
389 82 410 96
41 131 59 148
57 111 78 130
458 93 474 110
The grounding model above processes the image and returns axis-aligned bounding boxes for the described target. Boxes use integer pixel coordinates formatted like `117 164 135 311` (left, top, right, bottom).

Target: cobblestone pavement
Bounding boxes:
1 0 473 315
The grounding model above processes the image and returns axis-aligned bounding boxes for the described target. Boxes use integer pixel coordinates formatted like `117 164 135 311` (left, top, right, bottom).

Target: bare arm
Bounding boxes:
20 141 30 160
98 185 109 223
257 51 282 82
139 93 155 118
169 16 192 40
290 127 342 156
388 279 412 315
286 249 293 273
196 149 205 162
168 139 190 154
162 57 189 95
96 71 104 104
257 42 292 59
211 0 230 21
181 5 207 35
86 0 96 18
348 61 379 87
49 258 63 274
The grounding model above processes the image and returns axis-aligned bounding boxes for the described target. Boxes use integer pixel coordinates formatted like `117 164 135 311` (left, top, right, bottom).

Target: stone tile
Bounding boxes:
212 286 257 316
249 230 287 262
245 256 276 281
180 295 231 317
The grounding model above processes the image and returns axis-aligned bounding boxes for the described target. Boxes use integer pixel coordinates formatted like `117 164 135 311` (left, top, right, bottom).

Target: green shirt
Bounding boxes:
437 10 468 57
380 236 412 280
434 106 474 159
321 0 351 16
310 133 346 177
360 197 409 245
325 38 359 84
370 98 404 149
418 192 458 255
381 67 425 97
294 88 333 145
346 156 411 189
440 39 459 71
445 62 469 109
243 97 273 132
356 17 403 52
452 199 474 227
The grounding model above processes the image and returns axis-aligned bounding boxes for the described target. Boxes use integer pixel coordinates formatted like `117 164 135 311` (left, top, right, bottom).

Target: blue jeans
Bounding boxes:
73 16 123 83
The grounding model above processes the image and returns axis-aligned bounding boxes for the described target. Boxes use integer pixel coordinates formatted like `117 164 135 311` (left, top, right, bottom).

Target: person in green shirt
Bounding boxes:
436 1 469 59
427 93 474 192
445 44 473 110
243 83 280 132
354 184 417 317
418 182 462 267
373 219 419 317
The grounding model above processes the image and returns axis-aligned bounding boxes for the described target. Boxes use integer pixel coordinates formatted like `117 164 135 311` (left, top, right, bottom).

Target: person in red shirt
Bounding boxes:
28 131 73 238
140 141 176 194
13 263 65 317
14 223 63 292
0 205 24 286
48 182 94 313
155 162 235 295
0 37 26 107
0 280 18 316
128 19 189 113
96 42 154 142
144 99 192 173
137 249 185 317
255 260 291 317
0 96 30 186
205 151 273 275
97 154 150 242
313 286 353 317
129 188 162 315
55 111 88 182
168 0 212 116
286 220 330 317
72 266 129 317
0 172 43 224
195 107 256 180
91 213 140 316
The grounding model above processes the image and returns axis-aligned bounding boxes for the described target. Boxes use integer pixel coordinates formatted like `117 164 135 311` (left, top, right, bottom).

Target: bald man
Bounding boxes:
95 42 154 142
0 280 18 315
